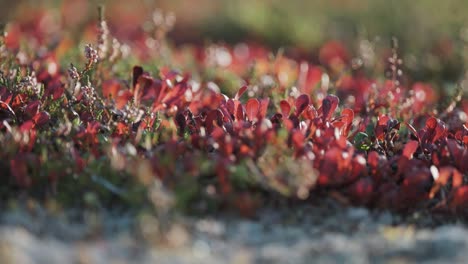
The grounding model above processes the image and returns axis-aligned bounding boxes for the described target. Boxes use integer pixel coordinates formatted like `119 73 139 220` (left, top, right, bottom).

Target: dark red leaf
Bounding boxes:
132 66 144 89
295 94 310 116
43 81 64 100
321 94 339 121
0 86 12 104
161 81 189 106
377 183 399 209
226 99 235 116
32 112 50 127
347 177 374 205
433 121 447 143
205 109 223 134
51 85 65 100
279 100 291 118
235 85 248 100
175 112 186 135
447 139 467 172
25 100 40 118
236 104 245 121
398 169 432 208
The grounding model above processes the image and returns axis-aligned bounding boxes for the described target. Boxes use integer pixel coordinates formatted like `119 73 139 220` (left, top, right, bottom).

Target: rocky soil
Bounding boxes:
1 200 467 264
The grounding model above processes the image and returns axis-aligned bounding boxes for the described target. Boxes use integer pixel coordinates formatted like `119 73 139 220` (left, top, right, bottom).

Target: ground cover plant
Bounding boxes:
0 3 467 222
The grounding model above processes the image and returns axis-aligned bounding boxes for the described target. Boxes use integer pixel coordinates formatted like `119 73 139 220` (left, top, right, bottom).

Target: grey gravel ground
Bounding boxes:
0 201 467 264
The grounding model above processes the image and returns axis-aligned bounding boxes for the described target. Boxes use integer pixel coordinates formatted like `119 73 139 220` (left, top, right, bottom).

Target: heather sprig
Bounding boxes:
97 5 110 60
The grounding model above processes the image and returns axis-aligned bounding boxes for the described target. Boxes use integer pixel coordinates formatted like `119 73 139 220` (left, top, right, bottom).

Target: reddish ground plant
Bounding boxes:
0 6 467 217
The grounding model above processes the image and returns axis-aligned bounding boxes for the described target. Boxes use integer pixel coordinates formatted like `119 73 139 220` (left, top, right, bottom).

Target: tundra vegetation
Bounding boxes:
0 2 467 222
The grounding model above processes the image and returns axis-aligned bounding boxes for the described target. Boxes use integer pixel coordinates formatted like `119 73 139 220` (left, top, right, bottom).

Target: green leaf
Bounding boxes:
354 132 371 151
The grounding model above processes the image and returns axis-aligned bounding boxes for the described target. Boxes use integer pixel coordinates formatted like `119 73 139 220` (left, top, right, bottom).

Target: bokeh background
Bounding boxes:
1 0 467 83
1 0 466 47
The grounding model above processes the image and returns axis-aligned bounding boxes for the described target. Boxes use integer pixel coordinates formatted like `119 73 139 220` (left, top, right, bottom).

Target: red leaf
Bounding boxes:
318 148 355 186
426 117 437 130
447 139 468 172
11 94 27 109
205 109 223 134
295 94 310 116
0 86 13 104
86 121 101 135
20 120 35 132
236 104 245 121
397 141 420 176
102 79 122 99
115 122 129 136
303 105 317 120
51 85 65 100
43 81 64 100
211 126 225 140
398 169 432 208
134 75 155 105
453 168 465 188
32 112 50 127
375 115 390 140
283 118 294 131
368 151 386 183
161 81 189 106
321 94 339 121
279 100 291 118
422 117 447 144
377 115 390 126
432 120 447 143
347 177 374 205
291 129 304 149
226 99 235 115
245 98 260 122
25 100 40 118
235 85 248 100
450 186 468 216
258 98 269 119
341 108 354 136
115 90 133 109
367 151 380 169
132 66 144 89
402 140 419 159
